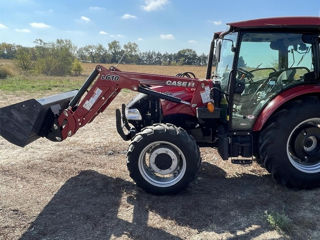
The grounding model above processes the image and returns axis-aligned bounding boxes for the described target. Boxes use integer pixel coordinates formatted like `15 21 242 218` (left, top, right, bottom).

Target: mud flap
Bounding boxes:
0 90 78 147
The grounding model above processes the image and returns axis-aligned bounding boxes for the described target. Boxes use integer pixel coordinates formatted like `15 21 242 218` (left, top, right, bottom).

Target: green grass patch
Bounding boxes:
0 75 84 93
265 210 292 234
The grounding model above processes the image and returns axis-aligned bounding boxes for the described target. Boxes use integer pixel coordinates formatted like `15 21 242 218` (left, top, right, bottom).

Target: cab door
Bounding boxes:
231 32 315 130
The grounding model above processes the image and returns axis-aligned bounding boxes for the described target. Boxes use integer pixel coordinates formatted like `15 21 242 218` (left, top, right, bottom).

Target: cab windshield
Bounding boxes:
214 32 238 91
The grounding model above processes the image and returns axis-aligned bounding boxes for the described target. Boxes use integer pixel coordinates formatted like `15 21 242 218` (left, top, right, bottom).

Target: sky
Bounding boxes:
0 0 319 54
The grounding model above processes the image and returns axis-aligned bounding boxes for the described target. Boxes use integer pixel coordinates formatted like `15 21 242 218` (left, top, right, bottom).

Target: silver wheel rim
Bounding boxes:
287 118 320 173
138 141 187 188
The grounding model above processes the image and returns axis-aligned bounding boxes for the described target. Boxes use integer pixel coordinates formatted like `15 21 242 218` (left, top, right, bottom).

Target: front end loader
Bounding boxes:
1 17 320 195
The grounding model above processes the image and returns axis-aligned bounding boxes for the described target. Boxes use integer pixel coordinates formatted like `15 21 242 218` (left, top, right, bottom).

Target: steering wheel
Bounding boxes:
176 72 196 78
237 68 254 82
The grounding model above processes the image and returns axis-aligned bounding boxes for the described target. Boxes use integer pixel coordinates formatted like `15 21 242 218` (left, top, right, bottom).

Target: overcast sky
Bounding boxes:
0 0 319 54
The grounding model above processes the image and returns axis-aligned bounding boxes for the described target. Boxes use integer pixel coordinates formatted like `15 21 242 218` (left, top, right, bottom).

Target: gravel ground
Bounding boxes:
1 90 320 240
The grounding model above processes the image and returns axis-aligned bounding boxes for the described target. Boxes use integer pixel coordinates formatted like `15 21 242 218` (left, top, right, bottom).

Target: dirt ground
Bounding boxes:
1 90 320 240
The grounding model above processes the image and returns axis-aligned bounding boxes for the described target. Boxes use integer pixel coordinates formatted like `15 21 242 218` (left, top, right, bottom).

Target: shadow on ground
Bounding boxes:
19 163 301 240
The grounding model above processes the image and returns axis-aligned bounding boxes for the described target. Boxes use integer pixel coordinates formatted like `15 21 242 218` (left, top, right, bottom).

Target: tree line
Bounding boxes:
0 40 208 76
77 41 208 66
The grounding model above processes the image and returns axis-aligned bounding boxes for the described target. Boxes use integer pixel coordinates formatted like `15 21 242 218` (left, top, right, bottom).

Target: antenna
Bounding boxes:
115 51 126 67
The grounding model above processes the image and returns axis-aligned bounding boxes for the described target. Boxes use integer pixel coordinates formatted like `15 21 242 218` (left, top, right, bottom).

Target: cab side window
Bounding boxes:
232 32 316 130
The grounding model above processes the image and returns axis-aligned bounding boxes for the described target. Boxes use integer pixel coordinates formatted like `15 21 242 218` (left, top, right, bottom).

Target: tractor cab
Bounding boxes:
208 17 320 132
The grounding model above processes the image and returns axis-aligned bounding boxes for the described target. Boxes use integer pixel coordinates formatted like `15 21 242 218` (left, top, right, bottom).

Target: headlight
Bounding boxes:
125 108 142 121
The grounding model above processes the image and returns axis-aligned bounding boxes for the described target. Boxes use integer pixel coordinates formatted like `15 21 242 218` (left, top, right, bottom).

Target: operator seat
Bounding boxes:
304 71 316 83
277 69 296 83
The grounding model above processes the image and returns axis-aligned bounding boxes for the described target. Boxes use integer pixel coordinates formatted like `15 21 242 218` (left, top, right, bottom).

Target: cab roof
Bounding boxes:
227 17 320 29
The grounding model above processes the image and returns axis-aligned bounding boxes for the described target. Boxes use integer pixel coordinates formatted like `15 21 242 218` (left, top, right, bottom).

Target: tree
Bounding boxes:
197 53 208 66
80 45 97 63
176 49 198 65
72 59 83 76
142 51 156 65
54 39 75 75
108 40 123 63
0 43 17 59
77 44 110 63
15 47 33 71
161 52 175 65
77 47 89 62
95 44 110 63
123 42 139 64
34 39 75 76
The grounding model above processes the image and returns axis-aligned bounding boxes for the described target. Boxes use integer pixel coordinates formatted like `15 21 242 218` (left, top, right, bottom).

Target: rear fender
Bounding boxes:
253 85 320 131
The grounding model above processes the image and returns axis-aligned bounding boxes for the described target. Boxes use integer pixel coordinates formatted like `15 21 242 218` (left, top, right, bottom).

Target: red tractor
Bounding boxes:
1 17 320 194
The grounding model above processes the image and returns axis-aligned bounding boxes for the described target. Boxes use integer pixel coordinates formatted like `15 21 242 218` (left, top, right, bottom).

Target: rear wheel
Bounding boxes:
127 123 200 194
259 96 320 188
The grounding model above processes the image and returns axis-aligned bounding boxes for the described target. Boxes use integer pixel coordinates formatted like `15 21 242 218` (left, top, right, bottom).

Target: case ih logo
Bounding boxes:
101 74 120 81
166 80 195 88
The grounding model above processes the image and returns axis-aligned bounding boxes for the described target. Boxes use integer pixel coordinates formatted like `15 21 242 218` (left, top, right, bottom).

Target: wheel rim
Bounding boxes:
138 141 187 188
287 118 320 173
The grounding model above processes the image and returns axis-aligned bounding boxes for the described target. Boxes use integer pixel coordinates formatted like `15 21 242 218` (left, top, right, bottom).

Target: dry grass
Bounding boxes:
0 59 15 70
0 59 207 94
1 90 320 240
81 63 207 78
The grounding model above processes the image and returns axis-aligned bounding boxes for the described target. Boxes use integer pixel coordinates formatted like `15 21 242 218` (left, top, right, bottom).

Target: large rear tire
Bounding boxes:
259 96 320 189
127 123 201 194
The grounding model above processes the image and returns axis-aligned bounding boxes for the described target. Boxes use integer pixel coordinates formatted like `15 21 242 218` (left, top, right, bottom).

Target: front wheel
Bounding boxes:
259 96 320 188
127 123 201 194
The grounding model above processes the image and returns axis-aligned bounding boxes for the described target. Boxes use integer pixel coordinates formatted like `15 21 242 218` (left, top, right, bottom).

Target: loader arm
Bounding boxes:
51 65 212 142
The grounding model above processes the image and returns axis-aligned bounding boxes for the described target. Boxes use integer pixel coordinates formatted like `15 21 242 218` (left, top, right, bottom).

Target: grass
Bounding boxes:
0 75 84 93
265 210 292 234
0 59 207 93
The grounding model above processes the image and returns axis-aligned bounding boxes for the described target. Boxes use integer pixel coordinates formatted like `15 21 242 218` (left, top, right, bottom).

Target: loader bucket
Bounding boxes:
0 90 78 147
